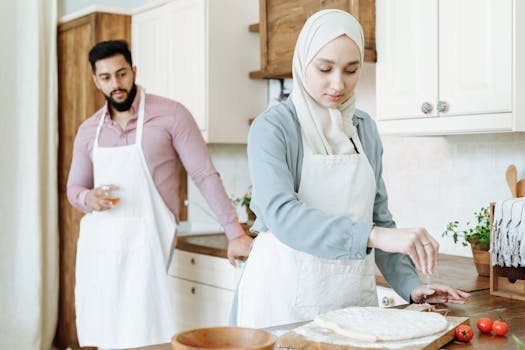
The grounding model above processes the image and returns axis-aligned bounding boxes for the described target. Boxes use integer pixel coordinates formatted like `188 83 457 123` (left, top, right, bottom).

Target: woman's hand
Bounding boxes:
85 185 118 211
411 284 471 304
227 234 253 266
368 226 439 274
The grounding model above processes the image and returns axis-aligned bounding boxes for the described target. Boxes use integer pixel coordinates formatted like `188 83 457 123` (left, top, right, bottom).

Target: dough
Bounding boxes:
314 306 448 342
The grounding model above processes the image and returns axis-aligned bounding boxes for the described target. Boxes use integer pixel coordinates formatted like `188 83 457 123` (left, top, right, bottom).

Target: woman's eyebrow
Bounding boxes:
316 58 360 66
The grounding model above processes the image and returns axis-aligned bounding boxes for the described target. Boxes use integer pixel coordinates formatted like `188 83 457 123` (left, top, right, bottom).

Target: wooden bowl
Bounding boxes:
172 327 275 350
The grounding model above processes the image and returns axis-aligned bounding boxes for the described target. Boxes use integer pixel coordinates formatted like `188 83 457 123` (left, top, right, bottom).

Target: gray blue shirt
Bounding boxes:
247 98 422 302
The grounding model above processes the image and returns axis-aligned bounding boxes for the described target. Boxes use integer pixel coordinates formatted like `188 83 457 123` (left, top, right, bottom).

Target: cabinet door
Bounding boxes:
169 277 234 330
132 8 169 97
168 250 236 290
376 0 438 120
439 0 512 116
165 0 207 132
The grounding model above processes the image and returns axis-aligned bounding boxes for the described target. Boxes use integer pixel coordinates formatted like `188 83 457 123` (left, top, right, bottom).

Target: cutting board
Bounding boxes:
277 315 469 350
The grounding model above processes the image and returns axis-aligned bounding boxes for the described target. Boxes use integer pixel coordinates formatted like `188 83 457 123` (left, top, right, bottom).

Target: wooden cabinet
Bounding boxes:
167 249 240 330
376 0 525 135
132 0 266 143
56 10 131 349
250 0 376 79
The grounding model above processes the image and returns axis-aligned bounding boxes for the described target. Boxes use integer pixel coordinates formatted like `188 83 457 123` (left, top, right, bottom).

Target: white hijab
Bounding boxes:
291 9 364 155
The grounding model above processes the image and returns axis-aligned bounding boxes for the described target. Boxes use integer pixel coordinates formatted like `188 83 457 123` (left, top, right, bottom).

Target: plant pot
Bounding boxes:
471 245 490 277
246 207 256 224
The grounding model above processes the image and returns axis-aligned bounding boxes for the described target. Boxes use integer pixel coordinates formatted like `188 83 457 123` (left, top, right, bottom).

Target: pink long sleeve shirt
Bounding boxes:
66 90 243 240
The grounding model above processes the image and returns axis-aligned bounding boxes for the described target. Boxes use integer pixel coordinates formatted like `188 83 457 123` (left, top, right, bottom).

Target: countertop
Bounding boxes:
266 290 525 349
443 289 525 349
177 233 525 348
176 233 490 292
176 232 230 259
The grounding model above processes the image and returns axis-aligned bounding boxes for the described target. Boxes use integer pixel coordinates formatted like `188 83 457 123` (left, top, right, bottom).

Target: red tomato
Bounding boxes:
455 325 474 342
492 320 509 336
477 317 493 334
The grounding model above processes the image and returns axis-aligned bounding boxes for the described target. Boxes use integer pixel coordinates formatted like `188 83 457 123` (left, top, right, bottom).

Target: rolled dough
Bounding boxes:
314 306 448 342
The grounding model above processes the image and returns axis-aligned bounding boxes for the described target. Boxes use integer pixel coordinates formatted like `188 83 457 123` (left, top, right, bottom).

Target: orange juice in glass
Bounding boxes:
102 185 120 206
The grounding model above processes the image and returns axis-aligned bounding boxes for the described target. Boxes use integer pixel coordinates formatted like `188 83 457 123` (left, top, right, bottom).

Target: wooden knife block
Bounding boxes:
489 202 525 301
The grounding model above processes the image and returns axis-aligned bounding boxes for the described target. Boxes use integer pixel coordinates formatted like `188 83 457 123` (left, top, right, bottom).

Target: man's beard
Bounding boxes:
105 84 138 112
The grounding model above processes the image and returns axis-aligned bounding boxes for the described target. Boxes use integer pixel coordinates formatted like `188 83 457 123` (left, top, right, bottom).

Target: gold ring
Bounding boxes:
422 241 432 246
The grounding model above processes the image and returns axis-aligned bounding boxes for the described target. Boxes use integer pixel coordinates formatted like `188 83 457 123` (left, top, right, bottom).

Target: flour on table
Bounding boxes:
313 306 448 342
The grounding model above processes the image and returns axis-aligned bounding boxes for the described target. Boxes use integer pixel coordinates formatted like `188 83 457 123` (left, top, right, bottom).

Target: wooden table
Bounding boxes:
268 290 525 349
375 254 491 293
442 289 525 349
178 234 525 348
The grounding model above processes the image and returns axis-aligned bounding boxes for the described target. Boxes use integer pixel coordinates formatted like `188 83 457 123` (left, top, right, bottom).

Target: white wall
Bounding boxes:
187 145 252 225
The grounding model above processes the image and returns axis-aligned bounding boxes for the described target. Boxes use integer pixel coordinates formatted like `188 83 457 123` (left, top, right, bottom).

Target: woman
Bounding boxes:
235 9 470 328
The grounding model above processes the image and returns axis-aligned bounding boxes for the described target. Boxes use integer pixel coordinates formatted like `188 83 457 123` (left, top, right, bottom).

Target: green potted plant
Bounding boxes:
231 188 256 224
442 207 491 276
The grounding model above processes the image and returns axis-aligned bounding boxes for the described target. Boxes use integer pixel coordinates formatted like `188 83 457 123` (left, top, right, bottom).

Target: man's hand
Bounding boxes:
85 184 119 211
227 234 253 266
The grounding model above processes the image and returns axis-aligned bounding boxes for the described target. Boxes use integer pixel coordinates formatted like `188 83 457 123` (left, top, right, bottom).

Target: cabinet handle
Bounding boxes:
381 296 394 307
437 101 449 113
190 258 196 265
421 102 433 114
191 287 196 295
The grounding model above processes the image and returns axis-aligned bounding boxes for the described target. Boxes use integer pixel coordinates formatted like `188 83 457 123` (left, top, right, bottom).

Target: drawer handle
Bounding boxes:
190 258 196 265
437 100 449 113
421 102 433 114
191 287 196 295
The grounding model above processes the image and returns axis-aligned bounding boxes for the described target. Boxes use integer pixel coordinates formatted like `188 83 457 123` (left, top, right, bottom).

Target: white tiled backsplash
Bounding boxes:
188 63 525 257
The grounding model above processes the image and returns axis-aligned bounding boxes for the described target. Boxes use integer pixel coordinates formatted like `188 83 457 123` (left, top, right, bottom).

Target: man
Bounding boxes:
67 40 252 350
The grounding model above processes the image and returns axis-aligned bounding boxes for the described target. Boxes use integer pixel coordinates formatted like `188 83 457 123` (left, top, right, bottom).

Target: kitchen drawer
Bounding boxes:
376 286 407 308
168 249 236 290
168 276 234 330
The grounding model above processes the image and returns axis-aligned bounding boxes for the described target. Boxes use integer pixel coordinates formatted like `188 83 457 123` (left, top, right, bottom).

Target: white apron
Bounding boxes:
75 88 177 348
237 134 378 328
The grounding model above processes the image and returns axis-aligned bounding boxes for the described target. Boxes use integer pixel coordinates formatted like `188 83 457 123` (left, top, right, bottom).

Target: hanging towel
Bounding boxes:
491 198 525 267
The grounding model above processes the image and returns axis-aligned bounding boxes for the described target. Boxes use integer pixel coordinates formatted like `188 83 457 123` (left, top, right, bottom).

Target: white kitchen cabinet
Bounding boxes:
132 0 266 143
376 0 525 135
167 249 240 330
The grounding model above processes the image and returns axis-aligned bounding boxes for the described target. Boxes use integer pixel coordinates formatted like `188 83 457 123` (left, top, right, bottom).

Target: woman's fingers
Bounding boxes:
414 239 428 274
408 229 438 274
370 227 440 274
418 230 439 274
412 284 471 304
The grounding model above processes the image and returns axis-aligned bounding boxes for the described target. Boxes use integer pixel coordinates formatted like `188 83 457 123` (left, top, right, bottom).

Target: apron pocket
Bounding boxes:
94 216 147 253
294 256 376 310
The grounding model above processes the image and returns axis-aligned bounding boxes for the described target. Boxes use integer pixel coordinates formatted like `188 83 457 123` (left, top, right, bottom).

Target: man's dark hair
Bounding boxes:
88 40 133 73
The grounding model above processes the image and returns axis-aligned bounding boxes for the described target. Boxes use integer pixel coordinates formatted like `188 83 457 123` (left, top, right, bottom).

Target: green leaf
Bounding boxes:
512 334 525 349
443 206 490 249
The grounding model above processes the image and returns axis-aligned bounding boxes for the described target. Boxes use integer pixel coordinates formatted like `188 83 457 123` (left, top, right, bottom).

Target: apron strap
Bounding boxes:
94 108 106 149
135 86 146 146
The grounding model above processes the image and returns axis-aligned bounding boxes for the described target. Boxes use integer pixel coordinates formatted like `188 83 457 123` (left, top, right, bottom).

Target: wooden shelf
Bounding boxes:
249 70 292 79
250 0 377 80
248 22 259 33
